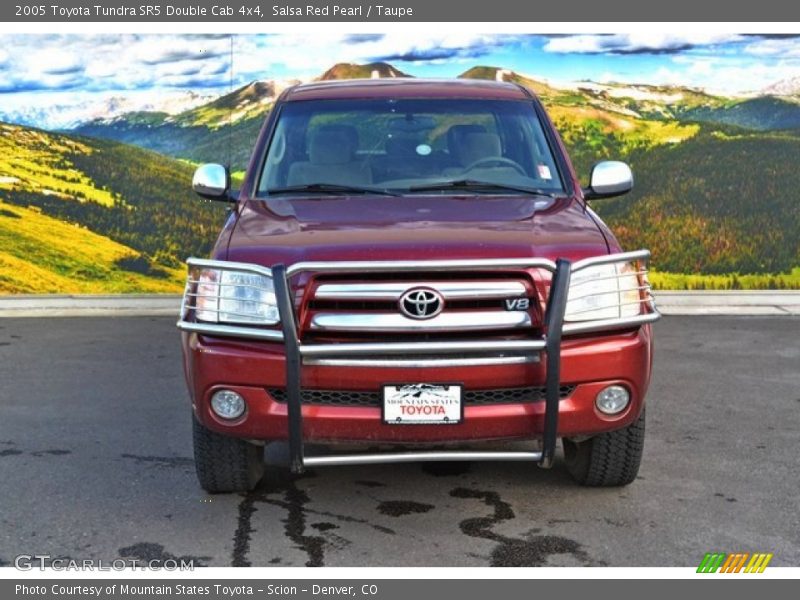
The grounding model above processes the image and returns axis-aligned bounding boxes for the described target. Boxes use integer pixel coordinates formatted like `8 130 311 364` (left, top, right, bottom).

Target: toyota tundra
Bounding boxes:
178 78 660 492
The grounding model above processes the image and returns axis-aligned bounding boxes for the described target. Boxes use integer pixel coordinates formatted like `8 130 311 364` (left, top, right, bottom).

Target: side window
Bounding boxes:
261 127 286 190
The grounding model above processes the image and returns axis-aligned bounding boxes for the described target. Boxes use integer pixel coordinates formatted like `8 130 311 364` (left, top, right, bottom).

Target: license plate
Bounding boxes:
383 384 462 425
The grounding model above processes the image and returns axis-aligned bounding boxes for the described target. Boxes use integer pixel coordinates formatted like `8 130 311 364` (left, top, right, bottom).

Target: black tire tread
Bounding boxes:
564 409 645 487
192 416 264 493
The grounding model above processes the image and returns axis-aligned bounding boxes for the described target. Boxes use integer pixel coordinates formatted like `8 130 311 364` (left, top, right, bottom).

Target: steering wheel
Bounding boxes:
462 156 527 176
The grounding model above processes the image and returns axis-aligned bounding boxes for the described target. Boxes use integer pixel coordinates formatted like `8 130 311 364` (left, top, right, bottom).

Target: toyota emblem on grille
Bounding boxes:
399 288 444 319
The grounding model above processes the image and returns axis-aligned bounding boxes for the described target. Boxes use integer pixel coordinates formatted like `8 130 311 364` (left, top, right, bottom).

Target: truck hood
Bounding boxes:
224 195 610 265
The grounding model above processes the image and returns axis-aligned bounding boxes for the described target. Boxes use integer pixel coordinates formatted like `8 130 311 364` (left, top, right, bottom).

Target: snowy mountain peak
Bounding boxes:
762 76 800 97
0 90 218 130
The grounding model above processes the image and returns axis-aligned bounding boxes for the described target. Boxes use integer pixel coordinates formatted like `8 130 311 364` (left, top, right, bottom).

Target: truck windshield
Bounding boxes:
257 98 565 196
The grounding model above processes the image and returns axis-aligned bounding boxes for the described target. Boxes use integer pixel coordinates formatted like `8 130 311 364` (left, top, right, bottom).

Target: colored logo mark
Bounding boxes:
697 552 773 573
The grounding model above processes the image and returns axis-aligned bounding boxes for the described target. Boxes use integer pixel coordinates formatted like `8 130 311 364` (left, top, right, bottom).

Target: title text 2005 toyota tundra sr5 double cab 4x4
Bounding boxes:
178 78 660 492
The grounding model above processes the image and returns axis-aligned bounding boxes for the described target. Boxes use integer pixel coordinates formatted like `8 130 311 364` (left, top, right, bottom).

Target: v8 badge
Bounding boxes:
504 298 530 311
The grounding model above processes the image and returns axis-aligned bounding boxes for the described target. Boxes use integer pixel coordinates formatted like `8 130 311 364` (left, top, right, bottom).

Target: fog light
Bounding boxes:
595 385 630 415
211 389 246 420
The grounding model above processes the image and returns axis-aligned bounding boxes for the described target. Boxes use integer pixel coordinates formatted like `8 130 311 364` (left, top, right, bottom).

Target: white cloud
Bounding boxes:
229 32 505 77
0 34 238 92
23 50 83 75
544 33 745 54
133 38 229 65
742 38 800 58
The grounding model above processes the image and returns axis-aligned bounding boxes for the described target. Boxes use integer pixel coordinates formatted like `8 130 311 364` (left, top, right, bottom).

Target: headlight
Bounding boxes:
565 261 644 322
193 268 279 325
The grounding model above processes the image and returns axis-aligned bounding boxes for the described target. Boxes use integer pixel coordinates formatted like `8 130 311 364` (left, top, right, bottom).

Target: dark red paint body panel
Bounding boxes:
183 78 654 446
225 195 608 267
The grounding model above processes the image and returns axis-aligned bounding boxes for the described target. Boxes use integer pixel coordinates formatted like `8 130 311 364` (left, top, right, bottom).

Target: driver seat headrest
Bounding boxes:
308 125 358 165
447 124 484 164
458 132 502 167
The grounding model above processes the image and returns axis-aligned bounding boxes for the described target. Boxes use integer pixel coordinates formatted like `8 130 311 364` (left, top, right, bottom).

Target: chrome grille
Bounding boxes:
314 280 528 300
268 385 575 407
309 310 532 332
307 278 536 334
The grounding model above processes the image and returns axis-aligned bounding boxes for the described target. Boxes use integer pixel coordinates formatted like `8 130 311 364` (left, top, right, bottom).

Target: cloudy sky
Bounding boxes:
1 33 799 127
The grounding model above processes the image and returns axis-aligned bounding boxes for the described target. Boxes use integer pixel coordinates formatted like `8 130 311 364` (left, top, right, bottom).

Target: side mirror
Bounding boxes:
584 160 633 200
192 163 233 201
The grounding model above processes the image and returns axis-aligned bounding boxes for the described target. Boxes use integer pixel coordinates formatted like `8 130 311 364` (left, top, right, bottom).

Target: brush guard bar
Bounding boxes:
178 251 659 473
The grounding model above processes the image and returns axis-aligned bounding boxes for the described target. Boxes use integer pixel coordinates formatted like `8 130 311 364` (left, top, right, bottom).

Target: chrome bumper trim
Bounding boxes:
302 355 540 368
286 257 558 276
298 339 547 357
309 310 531 332
304 450 543 467
177 320 284 341
563 311 661 335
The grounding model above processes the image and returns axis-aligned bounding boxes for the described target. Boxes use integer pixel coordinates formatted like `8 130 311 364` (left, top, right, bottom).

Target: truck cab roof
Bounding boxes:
282 78 533 102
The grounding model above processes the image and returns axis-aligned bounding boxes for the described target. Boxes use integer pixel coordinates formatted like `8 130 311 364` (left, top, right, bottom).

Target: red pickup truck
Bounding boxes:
178 78 660 492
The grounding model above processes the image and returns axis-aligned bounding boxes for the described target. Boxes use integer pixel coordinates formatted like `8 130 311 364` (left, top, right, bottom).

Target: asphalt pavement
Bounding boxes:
0 316 798 567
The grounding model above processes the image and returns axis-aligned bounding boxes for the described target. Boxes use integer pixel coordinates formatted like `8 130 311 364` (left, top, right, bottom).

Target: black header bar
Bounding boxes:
3 0 798 22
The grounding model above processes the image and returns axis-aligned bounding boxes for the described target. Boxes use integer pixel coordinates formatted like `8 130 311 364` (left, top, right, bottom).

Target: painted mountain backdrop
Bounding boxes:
1 60 799 292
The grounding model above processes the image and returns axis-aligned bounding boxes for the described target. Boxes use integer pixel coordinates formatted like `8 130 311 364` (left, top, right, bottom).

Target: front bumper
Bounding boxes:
184 324 652 441
179 253 659 472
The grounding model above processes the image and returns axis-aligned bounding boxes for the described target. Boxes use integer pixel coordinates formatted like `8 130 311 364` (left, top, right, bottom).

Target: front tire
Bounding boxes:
563 409 645 487
192 415 264 493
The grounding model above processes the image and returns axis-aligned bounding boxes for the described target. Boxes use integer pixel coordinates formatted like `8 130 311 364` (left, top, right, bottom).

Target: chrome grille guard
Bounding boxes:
177 251 660 473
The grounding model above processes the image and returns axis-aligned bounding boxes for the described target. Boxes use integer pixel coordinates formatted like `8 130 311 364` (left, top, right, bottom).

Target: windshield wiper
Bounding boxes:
266 183 399 197
409 179 559 197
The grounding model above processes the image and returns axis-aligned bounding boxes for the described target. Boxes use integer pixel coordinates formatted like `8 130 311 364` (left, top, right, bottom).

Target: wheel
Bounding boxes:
563 409 645 487
192 414 264 493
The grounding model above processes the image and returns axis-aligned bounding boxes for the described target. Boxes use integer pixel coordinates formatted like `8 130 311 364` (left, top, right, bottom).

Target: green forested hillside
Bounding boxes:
596 131 800 274
0 122 227 292
74 109 264 172
0 200 184 294
680 96 800 131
